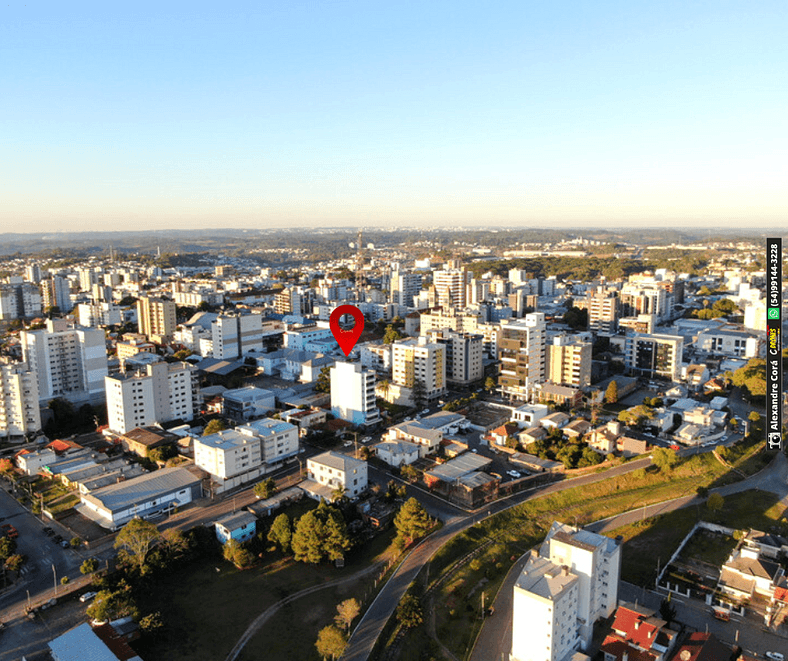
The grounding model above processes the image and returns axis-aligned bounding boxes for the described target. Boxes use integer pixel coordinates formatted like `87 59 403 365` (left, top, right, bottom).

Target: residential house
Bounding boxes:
540 412 570 431
668 633 732 661
214 511 257 544
302 451 368 501
387 421 443 457
600 602 678 661
375 440 421 468
718 545 784 601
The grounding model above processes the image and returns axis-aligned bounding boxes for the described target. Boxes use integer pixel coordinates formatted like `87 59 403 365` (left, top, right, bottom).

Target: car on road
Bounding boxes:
343 440 353 447
507 470 521 479
52 534 63 544
421 409 430 416
79 591 97 603
766 653 785 661
361 437 372 443
59 540 70 549
471 448 478 453
42 526 54 536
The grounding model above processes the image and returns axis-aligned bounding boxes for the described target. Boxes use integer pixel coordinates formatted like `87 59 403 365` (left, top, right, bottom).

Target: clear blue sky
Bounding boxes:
2 1 786 231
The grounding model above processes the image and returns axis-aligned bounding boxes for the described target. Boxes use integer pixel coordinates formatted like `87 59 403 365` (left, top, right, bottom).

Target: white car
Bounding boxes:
79 591 97 603
507 470 521 478
766 653 785 661
343 440 353 447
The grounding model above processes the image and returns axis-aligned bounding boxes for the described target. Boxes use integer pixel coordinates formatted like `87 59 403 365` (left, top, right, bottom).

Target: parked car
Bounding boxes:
59 540 70 549
507 470 521 479
52 535 63 544
79 591 97 603
766 653 785 661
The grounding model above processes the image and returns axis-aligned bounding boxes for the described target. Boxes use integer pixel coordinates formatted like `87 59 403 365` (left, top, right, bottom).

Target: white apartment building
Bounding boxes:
427 330 483 385
498 313 546 402
105 360 199 434
542 522 621 647
420 309 481 335
211 312 265 359
0 359 41 438
76 301 122 328
194 418 299 492
0 282 42 320
305 451 368 500
390 270 423 307
511 522 621 661
696 328 761 358
41 275 73 312
585 287 618 334
391 337 447 401
330 361 380 426
22 319 108 404
432 267 468 309
511 552 582 661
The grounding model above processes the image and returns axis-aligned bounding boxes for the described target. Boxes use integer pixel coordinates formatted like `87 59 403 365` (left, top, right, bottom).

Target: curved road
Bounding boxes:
339 457 651 661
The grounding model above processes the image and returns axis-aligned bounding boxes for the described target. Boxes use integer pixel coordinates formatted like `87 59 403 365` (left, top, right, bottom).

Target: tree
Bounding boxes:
5 554 25 572
411 379 427 410
203 419 228 436
0 536 16 561
484 376 497 392
652 448 678 472
707 493 724 513
87 589 140 623
378 379 390 400
562 306 588 331
148 444 177 463
396 593 424 629
659 595 677 624
731 359 766 399
139 611 165 637
400 464 420 483
605 380 618 404
70 536 82 548
335 598 361 631
223 539 255 568
394 497 431 544
315 624 347 660
267 514 292 554
315 366 332 394
748 411 761 423
0 458 13 475
254 477 277 500
292 502 351 564
331 486 348 504
114 517 162 574
80 557 100 575
358 446 371 461
383 325 402 345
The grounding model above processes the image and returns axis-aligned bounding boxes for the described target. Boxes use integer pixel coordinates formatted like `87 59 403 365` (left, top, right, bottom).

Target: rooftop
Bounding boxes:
515 552 577 601
84 466 202 514
309 450 366 473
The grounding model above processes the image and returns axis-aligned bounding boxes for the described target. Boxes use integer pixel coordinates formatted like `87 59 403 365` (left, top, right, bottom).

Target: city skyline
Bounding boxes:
3 1 787 231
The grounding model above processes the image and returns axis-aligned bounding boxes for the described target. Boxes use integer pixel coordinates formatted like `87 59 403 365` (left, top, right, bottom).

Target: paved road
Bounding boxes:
339 457 652 661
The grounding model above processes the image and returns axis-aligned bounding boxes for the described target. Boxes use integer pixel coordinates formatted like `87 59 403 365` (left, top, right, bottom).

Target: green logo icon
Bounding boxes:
768 308 780 319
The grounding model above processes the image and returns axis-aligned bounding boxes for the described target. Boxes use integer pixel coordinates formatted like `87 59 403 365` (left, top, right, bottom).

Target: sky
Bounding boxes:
2 1 787 232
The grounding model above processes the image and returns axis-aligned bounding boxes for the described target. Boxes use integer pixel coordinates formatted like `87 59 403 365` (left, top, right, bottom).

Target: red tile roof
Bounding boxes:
611 605 664 649
601 636 658 661
670 632 731 661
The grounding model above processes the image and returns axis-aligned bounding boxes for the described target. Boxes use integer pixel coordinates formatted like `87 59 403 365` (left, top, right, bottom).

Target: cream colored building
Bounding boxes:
0 359 41 437
391 337 447 401
548 335 591 389
137 296 177 343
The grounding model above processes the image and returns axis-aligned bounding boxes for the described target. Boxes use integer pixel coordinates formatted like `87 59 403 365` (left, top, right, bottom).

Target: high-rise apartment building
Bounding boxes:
210 313 265 360
433 266 468 309
391 337 447 400
0 282 42 320
0 359 41 438
510 522 621 661
137 296 177 343
585 287 618 334
427 330 483 385
21 319 108 404
390 270 423 307
330 361 380 426
624 332 684 382
25 263 43 284
547 335 592 388
498 313 546 401
105 360 199 434
41 275 73 312
420 309 481 335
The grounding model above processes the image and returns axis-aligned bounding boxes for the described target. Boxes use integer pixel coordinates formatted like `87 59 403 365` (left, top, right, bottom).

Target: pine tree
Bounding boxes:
605 380 618 404
267 513 292 554
292 511 325 564
394 497 431 544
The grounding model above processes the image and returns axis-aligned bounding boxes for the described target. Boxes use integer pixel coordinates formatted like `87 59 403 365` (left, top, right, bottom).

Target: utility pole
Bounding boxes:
52 564 57 596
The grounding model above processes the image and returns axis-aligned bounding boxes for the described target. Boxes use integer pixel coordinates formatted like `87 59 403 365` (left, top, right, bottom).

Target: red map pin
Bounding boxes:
330 305 365 357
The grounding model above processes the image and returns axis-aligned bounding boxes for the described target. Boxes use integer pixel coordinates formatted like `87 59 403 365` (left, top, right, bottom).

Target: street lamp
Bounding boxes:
52 564 57 596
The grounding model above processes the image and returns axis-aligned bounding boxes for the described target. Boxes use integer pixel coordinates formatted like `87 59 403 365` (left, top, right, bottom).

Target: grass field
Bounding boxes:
609 489 785 587
135 505 398 661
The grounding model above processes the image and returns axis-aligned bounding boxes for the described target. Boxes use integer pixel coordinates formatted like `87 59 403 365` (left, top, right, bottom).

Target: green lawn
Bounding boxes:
608 489 785 587
677 528 737 567
135 520 398 661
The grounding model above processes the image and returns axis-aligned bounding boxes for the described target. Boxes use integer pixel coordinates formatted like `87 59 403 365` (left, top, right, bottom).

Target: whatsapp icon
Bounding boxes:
768 308 780 319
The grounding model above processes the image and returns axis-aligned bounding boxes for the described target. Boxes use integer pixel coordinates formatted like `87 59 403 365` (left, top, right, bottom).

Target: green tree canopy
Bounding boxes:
394 497 431 544
254 477 277 500
731 359 766 398
382 325 402 345
291 502 350 564
335 598 361 631
315 366 332 394
87 588 140 623
203 419 228 436
267 514 292 554
707 493 724 512
223 539 255 568
396 593 424 629
315 624 348 660
605 380 618 404
80 557 100 575
652 448 679 472
114 517 162 574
